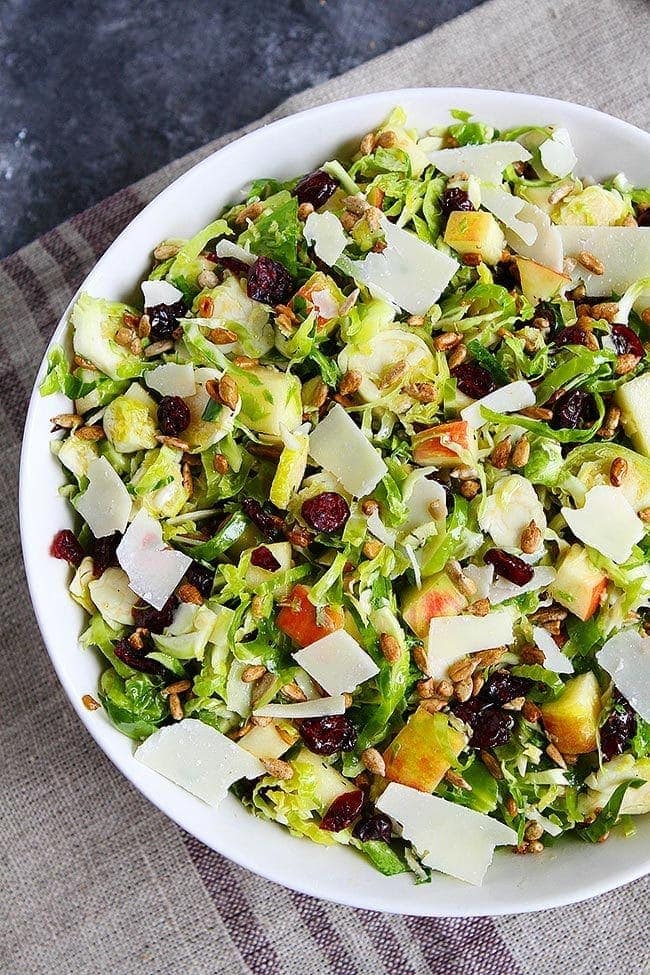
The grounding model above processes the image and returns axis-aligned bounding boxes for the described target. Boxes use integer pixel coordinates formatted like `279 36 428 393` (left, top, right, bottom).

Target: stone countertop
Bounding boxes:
0 0 482 258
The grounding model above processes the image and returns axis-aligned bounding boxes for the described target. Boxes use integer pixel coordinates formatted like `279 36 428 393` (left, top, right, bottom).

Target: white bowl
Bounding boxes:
20 88 650 916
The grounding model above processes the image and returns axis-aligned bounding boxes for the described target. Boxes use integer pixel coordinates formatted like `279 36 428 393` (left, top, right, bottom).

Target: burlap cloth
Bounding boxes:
3 1 649 972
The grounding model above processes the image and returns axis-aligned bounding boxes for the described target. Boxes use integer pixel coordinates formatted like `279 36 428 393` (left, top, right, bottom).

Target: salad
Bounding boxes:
42 107 650 887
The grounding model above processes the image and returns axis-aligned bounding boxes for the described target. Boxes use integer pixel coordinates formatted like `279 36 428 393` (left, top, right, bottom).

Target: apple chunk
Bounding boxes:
277 584 344 647
549 544 607 622
541 671 601 754
615 373 650 458
384 709 466 793
402 572 468 639
412 420 476 469
444 211 505 265
514 256 570 302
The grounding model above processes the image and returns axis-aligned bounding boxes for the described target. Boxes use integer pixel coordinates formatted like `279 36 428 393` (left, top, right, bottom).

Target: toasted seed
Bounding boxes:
433 331 462 351
343 194 370 215
251 672 276 706
563 752 579 766
168 693 184 721
156 434 190 451
510 435 530 469
503 696 526 712
471 597 490 617
297 201 315 220
578 250 605 275
445 769 472 791
242 664 267 683
529 840 545 854
404 314 424 329
197 294 215 319
520 405 553 421
522 699 542 723
459 478 481 499
473 646 506 669
403 381 437 403
262 757 293 780
490 436 512 469
75 424 104 441
212 453 229 475
590 301 619 322
610 456 628 486
448 656 477 683
342 692 353 710
361 747 386 776
375 129 397 149
181 461 193 497
471 672 485 697
481 751 504 780
281 682 307 702
73 353 99 370
178 583 203 605
378 360 406 389
82 694 100 711
359 131 376 155
520 520 542 555
641 308 650 326
250 595 265 619
505 795 518 817
531 605 568 624
416 677 437 699
379 633 402 664
454 676 474 702
339 370 363 395
361 499 379 516
461 252 482 267
284 525 313 548
428 499 446 520
519 644 545 667
412 643 428 674
51 413 83 429
208 326 238 345
445 559 477 598
216 375 239 410
531 316 551 330
128 629 145 651
547 182 574 205
154 241 181 260
420 697 447 714
545 743 567 768
363 539 383 559
447 344 468 369
162 679 192 697
197 269 219 290
233 355 259 369
616 353 640 375
340 212 357 232
235 201 264 226
597 402 621 439
639 506 650 523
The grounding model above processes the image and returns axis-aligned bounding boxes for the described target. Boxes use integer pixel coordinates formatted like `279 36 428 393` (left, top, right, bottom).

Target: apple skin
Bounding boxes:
384 708 465 793
277 584 344 647
444 210 505 265
550 544 608 622
402 572 468 639
514 256 570 302
412 420 475 469
541 671 602 755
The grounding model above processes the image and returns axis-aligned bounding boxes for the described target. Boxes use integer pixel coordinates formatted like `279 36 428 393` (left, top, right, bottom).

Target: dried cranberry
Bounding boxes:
320 789 364 832
250 545 281 571
482 669 532 705
247 256 294 306
146 299 188 340
554 326 598 348
113 638 167 676
241 498 285 540
300 715 357 755
206 252 250 279
451 361 497 399
450 697 488 730
441 187 475 218
50 529 84 567
352 811 393 843
600 691 637 761
295 169 338 209
637 209 650 227
301 492 350 533
157 395 191 437
472 708 515 749
132 595 178 634
184 562 214 598
92 532 121 577
484 549 534 586
551 389 597 430
611 324 644 358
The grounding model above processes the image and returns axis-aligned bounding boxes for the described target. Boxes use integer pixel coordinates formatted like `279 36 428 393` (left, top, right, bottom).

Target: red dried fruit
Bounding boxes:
554 326 598 348
301 492 350 533
146 299 188 340
184 562 214 597
242 498 285 540
482 669 532 704
451 361 497 399
319 789 364 832
637 209 650 227
157 395 191 436
484 549 534 586
113 638 166 676
50 529 84 567
132 595 178 634
441 187 475 218
92 532 121 577
247 256 294 306
295 169 338 209
300 715 357 755
352 811 393 843
611 324 644 358
471 708 515 749
250 545 281 571
206 252 250 278
600 690 637 761
551 389 597 430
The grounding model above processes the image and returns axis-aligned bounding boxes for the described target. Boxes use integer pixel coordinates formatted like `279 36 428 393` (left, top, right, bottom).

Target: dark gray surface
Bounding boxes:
0 0 484 258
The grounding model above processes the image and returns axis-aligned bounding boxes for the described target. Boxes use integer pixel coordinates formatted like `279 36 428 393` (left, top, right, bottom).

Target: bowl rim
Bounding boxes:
20 86 650 917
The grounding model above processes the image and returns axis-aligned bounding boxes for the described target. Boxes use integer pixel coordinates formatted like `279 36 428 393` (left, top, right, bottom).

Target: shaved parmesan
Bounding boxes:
480 185 537 245
558 227 650 297
461 380 536 430
141 279 183 307
293 631 379 696
88 567 140 626
426 610 515 679
341 217 458 314
214 239 256 266
75 457 132 538
145 362 196 398
135 719 264 807
376 782 517 886
597 629 650 721
504 201 563 271
401 468 448 535
490 566 556 605
309 404 387 496
561 485 643 564
427 141 532 183
117 508 192 610
533 625 574 674
539 128 577 179
303 211 347 266
465 564 494 600
253 696 347 719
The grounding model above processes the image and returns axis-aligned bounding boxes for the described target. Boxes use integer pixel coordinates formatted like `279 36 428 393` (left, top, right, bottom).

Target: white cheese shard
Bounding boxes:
88 567 140 626
400 468 448 535
145 362 196 398
539 128 577 179
253 696 347 719
479 474 547 551
239 723 296 760
480 185 537 245
558 227 650 297
426 141 532 183
214 239 256 266
309 404 387 497
342 217 458 314
117 508 192 610
376 782 517 886
75 457 132 538
293 631 379 696
533 625 574 674
561 485 644 564
426 609 515 679
141 279 184 307
597 629 650 721
135 719 264 807
461 380 536 430
504 201 563 271
303 211 348 266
